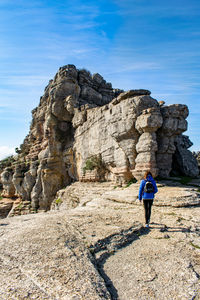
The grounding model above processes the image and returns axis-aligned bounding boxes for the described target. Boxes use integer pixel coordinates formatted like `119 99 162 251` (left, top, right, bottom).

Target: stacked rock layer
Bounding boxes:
0 65 199 211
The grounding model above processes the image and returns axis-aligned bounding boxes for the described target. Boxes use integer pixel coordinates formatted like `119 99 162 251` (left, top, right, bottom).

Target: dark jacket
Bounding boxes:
138 174 158 201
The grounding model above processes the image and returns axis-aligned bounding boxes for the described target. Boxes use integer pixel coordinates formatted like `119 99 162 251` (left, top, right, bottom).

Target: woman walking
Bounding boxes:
138 171 158 228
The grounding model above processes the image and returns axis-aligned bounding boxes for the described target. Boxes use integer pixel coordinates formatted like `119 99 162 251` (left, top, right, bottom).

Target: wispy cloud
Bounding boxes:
0 146 15 160
106 62 161 74
71 21 102 30
114 0 200 17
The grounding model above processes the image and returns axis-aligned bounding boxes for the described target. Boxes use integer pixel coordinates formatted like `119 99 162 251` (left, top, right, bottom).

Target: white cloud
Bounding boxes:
0 146 15 160
71 21 101 30
107 62 161 74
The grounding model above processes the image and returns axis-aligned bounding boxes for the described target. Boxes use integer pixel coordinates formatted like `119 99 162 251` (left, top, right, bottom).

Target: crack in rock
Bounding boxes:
89 223 148 299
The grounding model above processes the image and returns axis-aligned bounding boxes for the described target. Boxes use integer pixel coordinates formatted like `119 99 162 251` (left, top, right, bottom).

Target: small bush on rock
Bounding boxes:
83 155 103 172
125 178 137 188
55 198 62 205
179 176 192 185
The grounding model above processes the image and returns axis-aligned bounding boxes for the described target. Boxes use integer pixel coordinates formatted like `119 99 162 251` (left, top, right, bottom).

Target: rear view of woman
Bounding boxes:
138 171 158 228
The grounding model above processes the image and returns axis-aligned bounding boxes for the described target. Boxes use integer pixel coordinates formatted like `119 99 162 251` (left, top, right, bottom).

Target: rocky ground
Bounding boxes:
0 180 200 299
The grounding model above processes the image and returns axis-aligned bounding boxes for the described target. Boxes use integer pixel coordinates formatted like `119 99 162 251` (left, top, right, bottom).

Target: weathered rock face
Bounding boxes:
133 107 163 178
172 136 199 177
0 64 198 212
1 168 15 198
193 151 200 172
156 105 190 177
74 93 160 184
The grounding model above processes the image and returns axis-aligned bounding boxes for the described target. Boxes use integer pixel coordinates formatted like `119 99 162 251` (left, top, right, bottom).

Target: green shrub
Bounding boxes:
84 159 95 171
55 198 62 205
16 203 23 209
190 242 200 249
125 178 137 188
166 212 177 216
83 155 103 172
179 176 192 185
156 175 193 186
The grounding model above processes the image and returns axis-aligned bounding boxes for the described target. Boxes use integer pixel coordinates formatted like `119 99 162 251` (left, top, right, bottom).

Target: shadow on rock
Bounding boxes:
89 223 150 299
151 222 195 233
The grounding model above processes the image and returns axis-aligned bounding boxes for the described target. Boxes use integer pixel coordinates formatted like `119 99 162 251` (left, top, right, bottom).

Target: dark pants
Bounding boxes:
143 199 153 224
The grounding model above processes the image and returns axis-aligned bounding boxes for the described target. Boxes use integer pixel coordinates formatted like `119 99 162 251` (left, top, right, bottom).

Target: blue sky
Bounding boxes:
0 0 200 159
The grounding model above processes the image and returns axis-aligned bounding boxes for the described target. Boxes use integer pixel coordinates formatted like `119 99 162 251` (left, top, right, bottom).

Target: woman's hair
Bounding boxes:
144 171 152 179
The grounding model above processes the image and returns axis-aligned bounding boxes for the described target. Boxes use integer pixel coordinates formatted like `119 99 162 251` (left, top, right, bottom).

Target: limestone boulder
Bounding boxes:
78 68 94 87
51 79 80 121
156 105 190 178
156 153 173 178
81 86 103 105
133 108 162 179
72 109 87 128
116 89 151 102
193 151 200 170
22 162 38 201
1 168 15 198
160 104 189 135
136 132 157 153
12 165 28 200
92 73 104 87
135 108 163 134
173 135 199 177
162 118 187 135
157 136 176 154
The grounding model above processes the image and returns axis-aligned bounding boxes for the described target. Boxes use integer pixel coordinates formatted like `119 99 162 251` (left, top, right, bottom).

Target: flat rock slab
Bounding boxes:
154 185 200 207
0 182 200 299
53 181 200 210
103 207 200 299
0 212 110 300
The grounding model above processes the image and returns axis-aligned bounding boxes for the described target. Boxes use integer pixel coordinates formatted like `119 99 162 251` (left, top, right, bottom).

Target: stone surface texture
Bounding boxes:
0 64 198 212
193 151 200 172
0 181 200 299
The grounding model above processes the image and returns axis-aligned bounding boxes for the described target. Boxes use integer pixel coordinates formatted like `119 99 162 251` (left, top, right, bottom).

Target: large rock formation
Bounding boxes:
0 64 199 212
